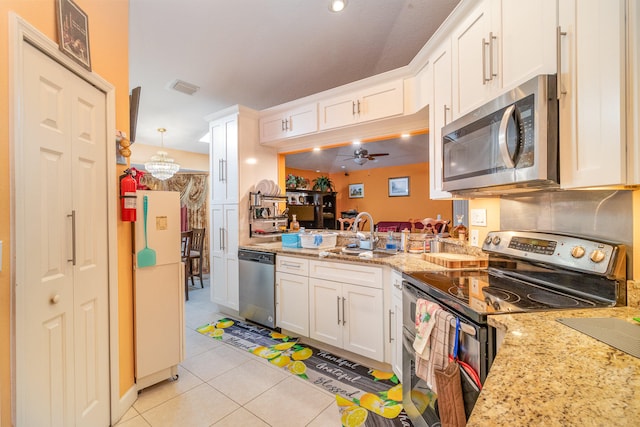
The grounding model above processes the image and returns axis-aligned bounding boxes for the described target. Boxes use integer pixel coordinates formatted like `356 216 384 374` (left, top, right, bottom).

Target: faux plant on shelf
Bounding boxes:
312 175 334 192
286 174 309 189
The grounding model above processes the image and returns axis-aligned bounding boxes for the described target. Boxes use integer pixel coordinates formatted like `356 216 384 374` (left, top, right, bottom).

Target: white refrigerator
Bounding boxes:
133 190 185 390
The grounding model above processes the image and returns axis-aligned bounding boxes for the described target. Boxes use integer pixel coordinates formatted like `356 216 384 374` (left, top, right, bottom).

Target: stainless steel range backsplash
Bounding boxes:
500 190 632 276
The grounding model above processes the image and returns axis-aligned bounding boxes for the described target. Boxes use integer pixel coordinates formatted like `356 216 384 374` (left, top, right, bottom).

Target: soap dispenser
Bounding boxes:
386 230 397 251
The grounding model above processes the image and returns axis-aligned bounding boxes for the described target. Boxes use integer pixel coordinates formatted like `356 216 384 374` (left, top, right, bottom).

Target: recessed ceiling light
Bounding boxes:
329 0 347 12
341 165 346 169
313 147 321 152
401 133 411 139
245 158 257 165
352 140 361 145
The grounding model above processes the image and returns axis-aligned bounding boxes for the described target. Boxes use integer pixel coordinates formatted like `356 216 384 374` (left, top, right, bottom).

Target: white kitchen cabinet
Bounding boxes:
429 39 454 200
558 0 626 188
208 106 278 310
451 0 494 117
629 0 640 184
308 260 384 362
318 79 404 131
211 204 239 310
390 270 403 381
210 115 239 204
259 103 318 143
275 256 310 336
452 0 557 117
309 278 384 362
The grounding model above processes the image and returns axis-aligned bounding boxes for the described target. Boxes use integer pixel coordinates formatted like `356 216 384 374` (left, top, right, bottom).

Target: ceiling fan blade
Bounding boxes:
369 153 389 157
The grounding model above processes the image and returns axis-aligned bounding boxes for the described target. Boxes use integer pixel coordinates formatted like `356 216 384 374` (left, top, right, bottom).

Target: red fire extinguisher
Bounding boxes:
120 170 137 222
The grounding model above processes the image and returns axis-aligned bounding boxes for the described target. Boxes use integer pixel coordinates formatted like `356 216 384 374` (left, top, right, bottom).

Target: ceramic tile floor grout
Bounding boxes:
115 275 342 427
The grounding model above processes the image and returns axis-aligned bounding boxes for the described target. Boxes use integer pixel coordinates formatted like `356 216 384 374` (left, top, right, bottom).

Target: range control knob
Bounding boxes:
492 236 501 245
484 236 493 245
570 246 586 259
590 249 606 263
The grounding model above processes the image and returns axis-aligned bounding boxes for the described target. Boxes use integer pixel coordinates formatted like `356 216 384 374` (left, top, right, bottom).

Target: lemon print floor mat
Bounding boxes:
197 317 413 427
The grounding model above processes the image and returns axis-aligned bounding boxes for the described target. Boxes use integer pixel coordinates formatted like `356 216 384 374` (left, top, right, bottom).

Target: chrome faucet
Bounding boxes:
353 211 376 249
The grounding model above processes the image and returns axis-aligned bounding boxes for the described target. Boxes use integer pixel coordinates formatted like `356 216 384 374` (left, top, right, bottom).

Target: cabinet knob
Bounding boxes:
50 294 60 304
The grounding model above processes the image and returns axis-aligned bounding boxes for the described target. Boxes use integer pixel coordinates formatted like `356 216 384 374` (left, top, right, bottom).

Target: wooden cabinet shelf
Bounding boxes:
286 190 337 229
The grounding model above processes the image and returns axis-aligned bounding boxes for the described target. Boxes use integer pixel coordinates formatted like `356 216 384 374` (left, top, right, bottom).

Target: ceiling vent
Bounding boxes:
170 79 200 96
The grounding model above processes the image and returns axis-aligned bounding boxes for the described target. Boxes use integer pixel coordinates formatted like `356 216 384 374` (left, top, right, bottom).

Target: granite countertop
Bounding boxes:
467 307 640 426
239 241 448 273
242 240 640 425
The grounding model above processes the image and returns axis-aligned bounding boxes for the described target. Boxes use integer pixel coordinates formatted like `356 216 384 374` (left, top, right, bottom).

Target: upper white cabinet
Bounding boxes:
318 79 404 131
259 103 318 143
558 0 627 188
210 114 239 204
429 39 454 200
452 0 557 117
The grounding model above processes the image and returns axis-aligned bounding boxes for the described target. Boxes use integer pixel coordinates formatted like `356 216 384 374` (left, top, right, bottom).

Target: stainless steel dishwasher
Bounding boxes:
238 249 276 329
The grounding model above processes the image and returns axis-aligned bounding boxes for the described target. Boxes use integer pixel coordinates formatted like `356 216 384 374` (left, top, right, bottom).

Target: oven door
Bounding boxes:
402 280 488 426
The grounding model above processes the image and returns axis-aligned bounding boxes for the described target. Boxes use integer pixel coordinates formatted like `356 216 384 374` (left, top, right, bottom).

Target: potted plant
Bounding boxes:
312 175 334 192
286 174 299 189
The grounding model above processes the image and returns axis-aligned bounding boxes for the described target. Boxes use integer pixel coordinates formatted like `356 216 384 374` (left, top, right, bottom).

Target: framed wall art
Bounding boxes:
56 0 92 70
348 183 364 198
388 177 409 197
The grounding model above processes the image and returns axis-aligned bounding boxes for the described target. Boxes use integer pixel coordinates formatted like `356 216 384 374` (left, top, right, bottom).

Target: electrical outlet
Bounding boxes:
470 209 487 226
470 230 480 247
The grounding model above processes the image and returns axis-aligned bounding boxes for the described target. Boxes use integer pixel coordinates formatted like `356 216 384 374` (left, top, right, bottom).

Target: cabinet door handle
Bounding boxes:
352 101 357 116
356 100 361 115
388 309 394 343
489 32 497 80
481 37 490 84
281 261 301 269
556 26 568 98
219 228 225 251
218 159 224 182
67 210 76 265
443 105 450 126
337 296 341 325
281 119 286 131
342 297 346 325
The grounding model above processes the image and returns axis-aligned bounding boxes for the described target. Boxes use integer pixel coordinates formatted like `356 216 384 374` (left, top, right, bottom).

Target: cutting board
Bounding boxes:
422 253 488 269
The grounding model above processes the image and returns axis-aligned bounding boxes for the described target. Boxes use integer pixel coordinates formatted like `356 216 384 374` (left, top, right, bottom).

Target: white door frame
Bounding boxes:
8 13 130 424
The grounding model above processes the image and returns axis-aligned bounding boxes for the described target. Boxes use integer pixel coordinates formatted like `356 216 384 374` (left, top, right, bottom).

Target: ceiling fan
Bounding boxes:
343 147 389 165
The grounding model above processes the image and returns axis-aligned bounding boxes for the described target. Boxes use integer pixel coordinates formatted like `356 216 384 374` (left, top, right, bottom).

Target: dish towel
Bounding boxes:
412 299 441 355
416 310 455 393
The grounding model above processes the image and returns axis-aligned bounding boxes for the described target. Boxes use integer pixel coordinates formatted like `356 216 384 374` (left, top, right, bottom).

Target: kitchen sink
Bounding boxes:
328 247 398 258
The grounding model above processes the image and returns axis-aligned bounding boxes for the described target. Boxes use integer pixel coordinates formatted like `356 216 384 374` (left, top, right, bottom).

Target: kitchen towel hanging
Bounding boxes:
415 309 454 392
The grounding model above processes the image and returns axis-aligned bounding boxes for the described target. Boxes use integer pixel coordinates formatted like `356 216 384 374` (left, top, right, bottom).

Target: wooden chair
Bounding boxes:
338 217 355 231
181 231 192 301
188 228 206 288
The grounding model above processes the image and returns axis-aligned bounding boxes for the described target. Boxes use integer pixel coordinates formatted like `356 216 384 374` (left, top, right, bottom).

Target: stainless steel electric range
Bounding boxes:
401 230 627 426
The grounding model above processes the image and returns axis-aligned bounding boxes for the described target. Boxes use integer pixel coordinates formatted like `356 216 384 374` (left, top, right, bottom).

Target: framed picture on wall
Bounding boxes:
389 177 409 197
56 0 92 71
349 183 364 198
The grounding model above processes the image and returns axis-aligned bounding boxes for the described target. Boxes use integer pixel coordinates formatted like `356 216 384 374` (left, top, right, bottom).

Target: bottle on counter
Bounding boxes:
385 230 398 251
290 214 300 231
451 214 467 241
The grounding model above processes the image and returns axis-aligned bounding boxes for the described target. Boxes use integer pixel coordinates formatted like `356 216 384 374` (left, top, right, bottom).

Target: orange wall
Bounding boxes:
286 163 453 230
0 1 132 422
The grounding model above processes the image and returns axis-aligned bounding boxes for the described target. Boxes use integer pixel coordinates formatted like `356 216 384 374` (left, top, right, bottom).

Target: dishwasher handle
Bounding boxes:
238 249 276 264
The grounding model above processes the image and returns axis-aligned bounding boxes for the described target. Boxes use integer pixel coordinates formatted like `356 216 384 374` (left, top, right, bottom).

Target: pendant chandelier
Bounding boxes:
144 127 180 180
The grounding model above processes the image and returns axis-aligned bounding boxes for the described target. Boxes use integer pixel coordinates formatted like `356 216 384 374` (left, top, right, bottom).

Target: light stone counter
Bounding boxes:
239 241 449 273
467 307 640 426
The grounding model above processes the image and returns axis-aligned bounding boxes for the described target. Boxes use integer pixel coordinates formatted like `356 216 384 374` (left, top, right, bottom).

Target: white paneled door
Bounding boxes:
17 42 110 426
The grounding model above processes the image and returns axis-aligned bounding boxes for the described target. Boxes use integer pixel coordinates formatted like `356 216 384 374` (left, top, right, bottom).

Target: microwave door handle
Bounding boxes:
498 104 517 169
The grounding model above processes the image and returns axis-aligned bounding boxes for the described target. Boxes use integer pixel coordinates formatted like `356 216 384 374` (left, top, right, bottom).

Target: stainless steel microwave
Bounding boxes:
441 74 559 195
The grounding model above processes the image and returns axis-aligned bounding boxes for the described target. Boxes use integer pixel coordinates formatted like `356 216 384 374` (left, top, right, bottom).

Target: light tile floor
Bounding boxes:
115 276 341 427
